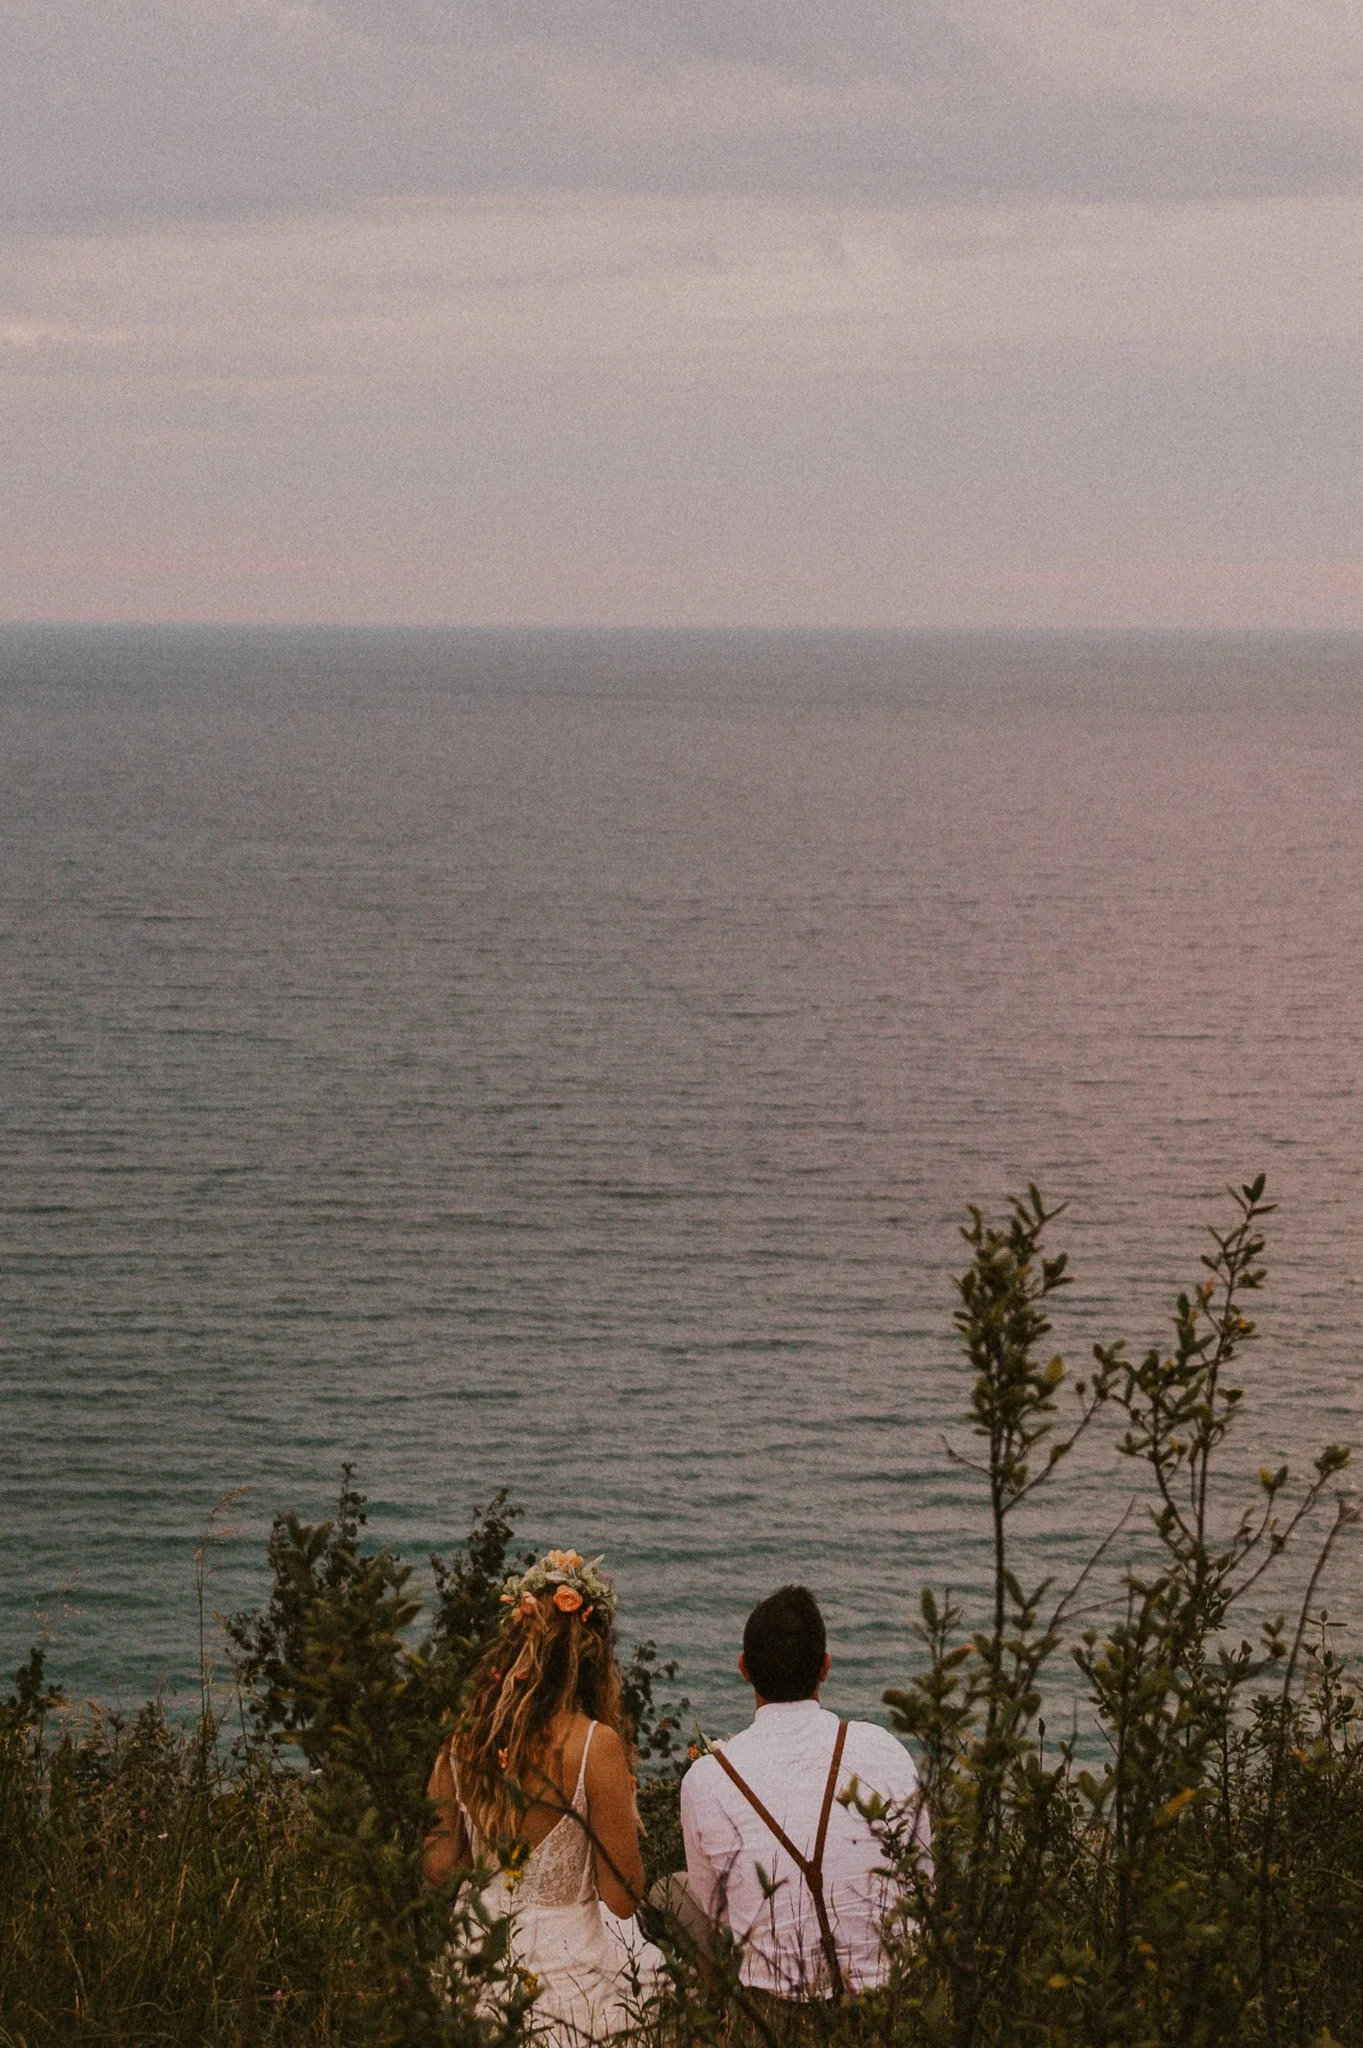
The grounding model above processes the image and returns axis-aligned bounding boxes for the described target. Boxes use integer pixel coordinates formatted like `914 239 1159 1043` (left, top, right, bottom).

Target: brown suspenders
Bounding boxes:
710 1719 850 1999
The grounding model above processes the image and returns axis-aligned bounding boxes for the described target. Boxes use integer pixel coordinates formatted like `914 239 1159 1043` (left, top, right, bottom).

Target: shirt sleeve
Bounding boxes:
856 1727 932 1872
680 1761 728 1925
868 1728 922 1798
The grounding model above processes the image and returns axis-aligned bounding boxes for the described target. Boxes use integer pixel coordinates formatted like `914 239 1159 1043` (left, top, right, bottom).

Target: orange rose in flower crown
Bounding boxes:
498 1545 617 1624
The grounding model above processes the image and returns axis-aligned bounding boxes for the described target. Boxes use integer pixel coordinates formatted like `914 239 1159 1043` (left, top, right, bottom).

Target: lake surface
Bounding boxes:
4 627 1362 1734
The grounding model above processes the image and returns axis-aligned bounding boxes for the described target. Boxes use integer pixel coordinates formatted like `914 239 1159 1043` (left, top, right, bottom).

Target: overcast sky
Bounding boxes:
4 0 1361 626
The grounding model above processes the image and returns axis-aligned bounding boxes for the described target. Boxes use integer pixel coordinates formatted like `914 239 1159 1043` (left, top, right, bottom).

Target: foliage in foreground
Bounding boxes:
3 1178 1362 2047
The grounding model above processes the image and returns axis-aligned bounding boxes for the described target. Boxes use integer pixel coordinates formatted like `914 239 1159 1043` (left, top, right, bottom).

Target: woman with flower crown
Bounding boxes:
424 1548 662 2043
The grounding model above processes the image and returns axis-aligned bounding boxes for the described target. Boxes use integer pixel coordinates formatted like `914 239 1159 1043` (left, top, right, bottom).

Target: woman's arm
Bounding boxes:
424 1742 471 1887
583 1723 646 1917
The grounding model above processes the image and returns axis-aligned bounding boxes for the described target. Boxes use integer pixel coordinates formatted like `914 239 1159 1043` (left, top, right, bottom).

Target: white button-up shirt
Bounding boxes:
679 1699 929 1997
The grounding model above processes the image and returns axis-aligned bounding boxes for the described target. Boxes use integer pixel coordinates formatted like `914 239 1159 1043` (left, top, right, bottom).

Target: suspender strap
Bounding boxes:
710 1719 850 1999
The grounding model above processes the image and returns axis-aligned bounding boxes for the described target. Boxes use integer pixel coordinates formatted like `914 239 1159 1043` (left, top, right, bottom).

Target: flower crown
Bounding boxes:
499 1547 617 1623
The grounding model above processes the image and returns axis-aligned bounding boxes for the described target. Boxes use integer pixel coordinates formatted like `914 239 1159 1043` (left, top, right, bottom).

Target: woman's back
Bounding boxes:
498 1718 598 1911
458 1714 599 1911
513 1712 596 1852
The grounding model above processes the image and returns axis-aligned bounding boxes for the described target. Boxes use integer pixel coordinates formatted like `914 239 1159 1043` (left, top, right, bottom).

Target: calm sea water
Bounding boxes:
4 627 1363 1733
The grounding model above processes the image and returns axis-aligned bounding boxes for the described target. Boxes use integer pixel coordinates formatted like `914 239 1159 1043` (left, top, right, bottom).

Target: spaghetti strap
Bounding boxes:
574 1720 597 1806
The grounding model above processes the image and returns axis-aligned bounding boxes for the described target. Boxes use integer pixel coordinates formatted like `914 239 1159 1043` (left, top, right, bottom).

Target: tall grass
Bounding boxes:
0 1671 357 2042
4 1179 1362 2046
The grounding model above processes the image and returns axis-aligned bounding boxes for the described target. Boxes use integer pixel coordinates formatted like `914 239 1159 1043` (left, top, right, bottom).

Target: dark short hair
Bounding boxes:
742 1584 827 1702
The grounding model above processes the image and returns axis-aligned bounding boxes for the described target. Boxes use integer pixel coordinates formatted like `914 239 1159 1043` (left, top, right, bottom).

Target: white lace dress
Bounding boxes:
461 1723 662 2044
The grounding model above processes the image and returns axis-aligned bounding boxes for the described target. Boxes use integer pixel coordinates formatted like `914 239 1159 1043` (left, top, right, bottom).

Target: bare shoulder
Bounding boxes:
584 1720 630 1773
428 1739 456 1800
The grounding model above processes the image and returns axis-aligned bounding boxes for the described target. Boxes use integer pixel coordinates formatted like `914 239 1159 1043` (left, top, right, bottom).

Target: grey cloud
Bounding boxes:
6 0 1363 229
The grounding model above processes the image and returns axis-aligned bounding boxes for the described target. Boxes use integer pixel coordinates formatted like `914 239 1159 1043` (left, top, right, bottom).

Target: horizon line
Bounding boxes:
4 620 1363 639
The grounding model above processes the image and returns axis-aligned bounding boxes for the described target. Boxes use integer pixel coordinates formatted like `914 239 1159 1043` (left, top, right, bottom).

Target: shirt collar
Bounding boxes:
752 1697 824 1728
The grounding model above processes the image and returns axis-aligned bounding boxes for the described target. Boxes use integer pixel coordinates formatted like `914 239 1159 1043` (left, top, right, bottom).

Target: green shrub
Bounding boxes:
875 1178 1360 2048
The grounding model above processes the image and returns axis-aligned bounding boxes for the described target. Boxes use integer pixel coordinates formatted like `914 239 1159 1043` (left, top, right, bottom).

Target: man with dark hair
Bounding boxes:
742 1584 827 1702
671 1584 929 1999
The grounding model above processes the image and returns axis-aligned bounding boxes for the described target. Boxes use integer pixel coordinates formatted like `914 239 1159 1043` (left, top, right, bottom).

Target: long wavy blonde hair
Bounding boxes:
451 1583 631 1846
